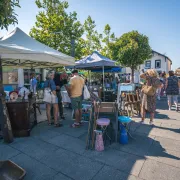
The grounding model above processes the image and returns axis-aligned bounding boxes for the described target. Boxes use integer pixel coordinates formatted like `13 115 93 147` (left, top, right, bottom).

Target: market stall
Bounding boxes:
73 51 121 101
0 27 75 141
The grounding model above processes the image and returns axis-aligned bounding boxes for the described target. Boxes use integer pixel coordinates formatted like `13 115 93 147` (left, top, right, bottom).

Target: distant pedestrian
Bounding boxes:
30 73 37 93
140 69 161 125
165 71 180 111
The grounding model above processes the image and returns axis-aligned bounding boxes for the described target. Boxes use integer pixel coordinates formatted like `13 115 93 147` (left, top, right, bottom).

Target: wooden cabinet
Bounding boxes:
6 99 37 137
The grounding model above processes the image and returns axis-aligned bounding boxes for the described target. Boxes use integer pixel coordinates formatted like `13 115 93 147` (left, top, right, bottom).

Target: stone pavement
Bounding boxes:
0 99 180 180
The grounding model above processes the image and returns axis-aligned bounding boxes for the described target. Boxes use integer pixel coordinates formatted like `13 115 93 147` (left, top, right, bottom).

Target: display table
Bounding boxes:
6 97 37 137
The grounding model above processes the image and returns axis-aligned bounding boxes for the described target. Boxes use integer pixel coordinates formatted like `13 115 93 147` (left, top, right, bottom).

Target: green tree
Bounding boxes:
83 16 102 56
29 0 84 59
111 30 152 82
101 24 116 58
0 0 20 30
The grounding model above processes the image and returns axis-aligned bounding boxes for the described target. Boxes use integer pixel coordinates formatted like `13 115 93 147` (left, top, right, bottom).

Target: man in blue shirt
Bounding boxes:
30 73 37 93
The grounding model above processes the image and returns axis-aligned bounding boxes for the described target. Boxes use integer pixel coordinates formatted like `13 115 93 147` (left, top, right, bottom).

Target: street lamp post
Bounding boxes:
50 32 75 57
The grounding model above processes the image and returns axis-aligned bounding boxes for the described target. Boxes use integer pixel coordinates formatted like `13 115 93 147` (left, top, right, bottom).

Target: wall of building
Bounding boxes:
167 59 172 72
141 54 166 73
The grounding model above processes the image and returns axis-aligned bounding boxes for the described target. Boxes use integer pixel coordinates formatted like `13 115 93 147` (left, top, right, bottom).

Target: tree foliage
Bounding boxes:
30 1 152 82
81 16 102 56
29 0 84 59
110 30 152 81
101 24 116 58
0 0 20 30
30 1 117 61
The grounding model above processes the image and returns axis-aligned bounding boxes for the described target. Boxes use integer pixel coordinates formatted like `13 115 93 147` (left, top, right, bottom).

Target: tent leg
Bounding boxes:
0 57 14 143
88 70 91 86
103 66 105 101
90 70 91 86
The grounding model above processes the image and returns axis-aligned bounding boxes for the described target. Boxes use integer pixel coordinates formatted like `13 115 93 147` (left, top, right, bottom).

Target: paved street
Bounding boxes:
0 98 180 180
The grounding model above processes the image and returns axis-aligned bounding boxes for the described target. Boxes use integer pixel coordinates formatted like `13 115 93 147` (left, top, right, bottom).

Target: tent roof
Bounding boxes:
0 27 75 68
75 51 116 70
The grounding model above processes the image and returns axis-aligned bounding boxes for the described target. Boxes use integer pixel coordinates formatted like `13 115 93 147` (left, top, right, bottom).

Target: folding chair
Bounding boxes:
92 102 118 148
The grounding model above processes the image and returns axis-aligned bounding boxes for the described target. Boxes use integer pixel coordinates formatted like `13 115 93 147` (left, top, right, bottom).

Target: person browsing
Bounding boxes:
66 70 84 128
44 71 62 127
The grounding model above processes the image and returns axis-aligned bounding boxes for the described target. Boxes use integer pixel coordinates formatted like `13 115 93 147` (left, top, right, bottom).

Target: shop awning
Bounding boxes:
0 28 75 68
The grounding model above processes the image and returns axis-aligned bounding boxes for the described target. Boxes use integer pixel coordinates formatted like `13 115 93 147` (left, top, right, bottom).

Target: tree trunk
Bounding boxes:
131 68 134 83
0 57 14 143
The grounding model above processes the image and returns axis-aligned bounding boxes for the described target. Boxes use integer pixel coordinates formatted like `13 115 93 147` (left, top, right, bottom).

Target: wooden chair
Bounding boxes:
123 92 141 117
91 102 118 148
122 93 134 117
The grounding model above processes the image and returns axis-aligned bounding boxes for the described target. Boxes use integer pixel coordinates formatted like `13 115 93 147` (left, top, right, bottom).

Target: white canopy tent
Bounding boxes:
0 27 76 143
0 27 75 68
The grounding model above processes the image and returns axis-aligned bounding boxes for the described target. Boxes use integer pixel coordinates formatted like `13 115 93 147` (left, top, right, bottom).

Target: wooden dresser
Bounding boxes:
6 97 37 137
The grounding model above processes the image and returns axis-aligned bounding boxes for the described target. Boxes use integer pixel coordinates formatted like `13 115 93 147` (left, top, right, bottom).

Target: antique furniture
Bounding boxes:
6 97 37 137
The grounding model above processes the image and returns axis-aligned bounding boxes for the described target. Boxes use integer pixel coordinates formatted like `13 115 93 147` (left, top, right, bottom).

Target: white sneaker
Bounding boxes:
157 96 160 100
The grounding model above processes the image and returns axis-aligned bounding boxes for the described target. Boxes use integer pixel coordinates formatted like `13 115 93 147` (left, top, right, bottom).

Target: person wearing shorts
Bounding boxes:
44 72 62 127
167 95 178 109
165 71 180 111
67 70 84 128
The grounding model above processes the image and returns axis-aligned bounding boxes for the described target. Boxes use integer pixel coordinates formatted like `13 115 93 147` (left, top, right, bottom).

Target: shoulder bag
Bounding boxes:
43 80 57 104
142 78 156 96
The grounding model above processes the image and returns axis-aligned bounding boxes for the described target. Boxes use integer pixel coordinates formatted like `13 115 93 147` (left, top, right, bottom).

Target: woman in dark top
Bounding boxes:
165 71 179 111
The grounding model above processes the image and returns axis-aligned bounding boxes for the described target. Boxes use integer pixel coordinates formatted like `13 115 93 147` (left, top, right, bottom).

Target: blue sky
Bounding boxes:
1 0 179 69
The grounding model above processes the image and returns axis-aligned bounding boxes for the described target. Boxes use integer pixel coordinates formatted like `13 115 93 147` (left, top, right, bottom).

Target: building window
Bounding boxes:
155 60 161 69
145 61 151 69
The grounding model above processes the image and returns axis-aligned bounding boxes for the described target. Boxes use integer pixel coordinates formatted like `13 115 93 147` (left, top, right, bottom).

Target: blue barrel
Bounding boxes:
119 124 128 144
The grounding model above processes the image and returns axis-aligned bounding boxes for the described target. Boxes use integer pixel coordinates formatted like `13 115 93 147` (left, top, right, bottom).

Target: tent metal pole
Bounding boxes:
0 56 14 143
90 70 91 86
88 70 90 86
103 66 105 101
